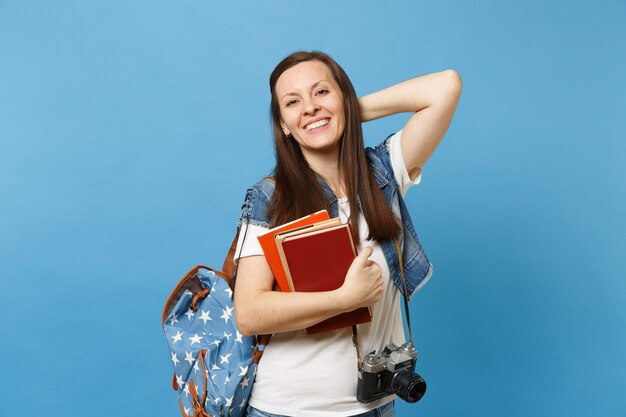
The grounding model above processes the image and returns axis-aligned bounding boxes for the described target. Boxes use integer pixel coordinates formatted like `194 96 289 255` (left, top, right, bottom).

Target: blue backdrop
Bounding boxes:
1 1 624 416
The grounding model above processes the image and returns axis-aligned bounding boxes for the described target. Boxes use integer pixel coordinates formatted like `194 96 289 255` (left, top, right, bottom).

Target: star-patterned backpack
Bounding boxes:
162 227 270 417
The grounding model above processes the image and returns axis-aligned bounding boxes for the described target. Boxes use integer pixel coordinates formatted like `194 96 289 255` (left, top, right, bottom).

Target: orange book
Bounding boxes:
257 210 330 292
276 222 372 335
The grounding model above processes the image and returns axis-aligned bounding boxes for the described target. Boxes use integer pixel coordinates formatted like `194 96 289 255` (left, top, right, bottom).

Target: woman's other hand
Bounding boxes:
358 69 462 178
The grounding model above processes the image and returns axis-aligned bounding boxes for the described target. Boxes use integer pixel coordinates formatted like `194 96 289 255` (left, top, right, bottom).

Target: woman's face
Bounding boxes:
275 60 345 157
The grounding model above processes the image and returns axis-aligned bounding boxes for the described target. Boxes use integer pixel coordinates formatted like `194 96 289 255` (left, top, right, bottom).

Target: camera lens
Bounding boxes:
391 370 426 403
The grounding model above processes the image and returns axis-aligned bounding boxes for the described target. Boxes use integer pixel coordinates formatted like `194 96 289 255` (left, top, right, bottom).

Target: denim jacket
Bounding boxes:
238 136 433 299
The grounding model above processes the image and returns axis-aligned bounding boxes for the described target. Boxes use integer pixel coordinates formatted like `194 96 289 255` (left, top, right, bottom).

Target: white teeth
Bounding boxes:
305 119 329 131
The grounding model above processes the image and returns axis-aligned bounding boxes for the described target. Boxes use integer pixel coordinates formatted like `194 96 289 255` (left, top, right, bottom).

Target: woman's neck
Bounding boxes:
302 149 345 199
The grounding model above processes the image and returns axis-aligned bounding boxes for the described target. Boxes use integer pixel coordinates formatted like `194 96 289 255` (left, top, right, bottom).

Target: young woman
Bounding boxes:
233 51 462 417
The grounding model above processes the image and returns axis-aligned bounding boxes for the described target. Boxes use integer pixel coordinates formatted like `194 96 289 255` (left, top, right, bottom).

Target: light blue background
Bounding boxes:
1 1 625 416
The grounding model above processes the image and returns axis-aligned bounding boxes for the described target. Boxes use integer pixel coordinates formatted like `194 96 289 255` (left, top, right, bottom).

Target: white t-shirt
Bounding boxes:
236 131 421 416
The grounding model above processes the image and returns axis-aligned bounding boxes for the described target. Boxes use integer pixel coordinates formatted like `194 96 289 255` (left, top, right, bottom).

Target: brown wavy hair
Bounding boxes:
266 51 400 242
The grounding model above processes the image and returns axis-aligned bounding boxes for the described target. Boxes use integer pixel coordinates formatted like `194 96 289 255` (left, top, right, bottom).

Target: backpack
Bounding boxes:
162 231 270 417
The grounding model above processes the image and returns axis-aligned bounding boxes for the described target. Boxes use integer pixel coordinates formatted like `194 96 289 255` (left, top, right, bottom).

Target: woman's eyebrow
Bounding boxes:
281 80 329 100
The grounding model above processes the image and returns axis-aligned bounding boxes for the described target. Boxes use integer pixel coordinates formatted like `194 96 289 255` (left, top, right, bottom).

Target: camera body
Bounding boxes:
356 342 426 404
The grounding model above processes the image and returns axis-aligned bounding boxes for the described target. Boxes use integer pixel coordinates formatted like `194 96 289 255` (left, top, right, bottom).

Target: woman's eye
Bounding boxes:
316 89 329 96
286 99 298 106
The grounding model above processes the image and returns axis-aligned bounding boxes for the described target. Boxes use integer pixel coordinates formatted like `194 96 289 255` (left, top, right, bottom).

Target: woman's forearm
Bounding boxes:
234 256 352 336
235 289 349 336
359 69 461 122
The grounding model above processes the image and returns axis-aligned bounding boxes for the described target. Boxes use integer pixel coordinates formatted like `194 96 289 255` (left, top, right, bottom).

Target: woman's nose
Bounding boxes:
302 97 320 115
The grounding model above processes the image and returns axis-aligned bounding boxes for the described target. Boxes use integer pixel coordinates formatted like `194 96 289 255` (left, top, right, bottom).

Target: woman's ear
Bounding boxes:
280 121 290 137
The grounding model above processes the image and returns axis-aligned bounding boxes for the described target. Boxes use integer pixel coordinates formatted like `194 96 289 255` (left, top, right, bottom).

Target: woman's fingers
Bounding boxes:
339 246 386 310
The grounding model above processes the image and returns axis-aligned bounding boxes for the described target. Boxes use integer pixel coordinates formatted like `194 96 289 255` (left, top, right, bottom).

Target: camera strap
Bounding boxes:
351 325 362 366
393 238 414 346
352 237 413 369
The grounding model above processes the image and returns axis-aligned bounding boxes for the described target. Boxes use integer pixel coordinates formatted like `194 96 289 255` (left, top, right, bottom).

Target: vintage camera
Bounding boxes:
356 342 426 403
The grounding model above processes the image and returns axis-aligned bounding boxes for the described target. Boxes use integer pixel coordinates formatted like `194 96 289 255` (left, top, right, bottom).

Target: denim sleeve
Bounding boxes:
237 178 275 228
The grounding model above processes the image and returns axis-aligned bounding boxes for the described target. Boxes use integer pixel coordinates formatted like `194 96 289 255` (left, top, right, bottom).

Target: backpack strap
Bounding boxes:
178 349 209 417
221 230 240 287
253 334 272 364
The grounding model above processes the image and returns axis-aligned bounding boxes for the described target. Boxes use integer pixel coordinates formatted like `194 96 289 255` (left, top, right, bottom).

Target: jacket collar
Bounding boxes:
317 174 338 204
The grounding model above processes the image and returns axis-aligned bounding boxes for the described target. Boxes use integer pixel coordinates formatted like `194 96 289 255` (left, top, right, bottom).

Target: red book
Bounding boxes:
257 210 330 292
277 223 372 334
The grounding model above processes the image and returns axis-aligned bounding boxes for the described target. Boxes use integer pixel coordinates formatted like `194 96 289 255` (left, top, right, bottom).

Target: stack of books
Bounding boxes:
258 210 372 335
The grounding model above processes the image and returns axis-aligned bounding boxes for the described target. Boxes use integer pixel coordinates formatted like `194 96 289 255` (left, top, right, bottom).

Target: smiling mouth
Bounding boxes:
304 118 330 131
